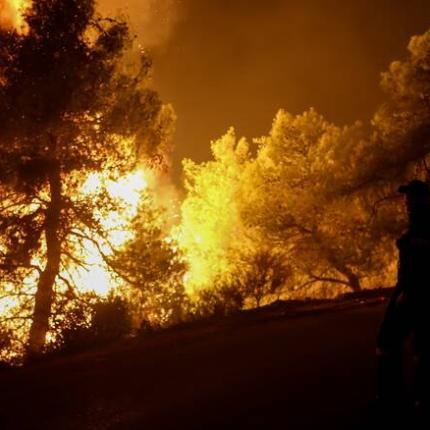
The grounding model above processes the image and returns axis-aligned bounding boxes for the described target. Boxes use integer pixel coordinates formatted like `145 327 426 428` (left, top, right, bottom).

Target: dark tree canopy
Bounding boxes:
0 0 162 186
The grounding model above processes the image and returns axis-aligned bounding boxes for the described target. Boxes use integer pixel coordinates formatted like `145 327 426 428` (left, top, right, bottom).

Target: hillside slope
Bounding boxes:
0 299 386 430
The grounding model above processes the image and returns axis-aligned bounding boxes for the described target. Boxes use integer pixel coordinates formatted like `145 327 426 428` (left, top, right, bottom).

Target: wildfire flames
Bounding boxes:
76 169 150 295
0 0 30 34
0 169 150 317
1 0 429 365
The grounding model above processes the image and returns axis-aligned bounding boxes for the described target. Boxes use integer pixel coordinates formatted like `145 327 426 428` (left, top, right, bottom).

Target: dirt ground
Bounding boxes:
0 302 385 430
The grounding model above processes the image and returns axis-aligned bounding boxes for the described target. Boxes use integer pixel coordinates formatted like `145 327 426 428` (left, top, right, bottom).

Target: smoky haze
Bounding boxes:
100 0 430 181
98 0 184 47
2 1 430 181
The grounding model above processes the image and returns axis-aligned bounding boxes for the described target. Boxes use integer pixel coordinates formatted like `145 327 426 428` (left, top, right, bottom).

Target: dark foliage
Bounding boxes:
194 284 245 318
50 295 131 355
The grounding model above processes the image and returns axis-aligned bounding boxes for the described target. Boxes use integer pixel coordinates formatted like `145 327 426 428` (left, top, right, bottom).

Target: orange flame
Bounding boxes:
0 0 30 34
75 169 150 296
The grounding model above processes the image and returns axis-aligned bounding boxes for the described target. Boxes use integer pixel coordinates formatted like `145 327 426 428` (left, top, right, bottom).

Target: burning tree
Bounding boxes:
181 23 430 298
109 196 188 327
176 129 254 291
241 109 395 293
0 0 171 358
300 29 430 194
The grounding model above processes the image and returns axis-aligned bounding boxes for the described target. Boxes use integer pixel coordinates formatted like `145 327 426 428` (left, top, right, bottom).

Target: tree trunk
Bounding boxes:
315 234 362 293
329 261 361 293
344 269 361 293
27 163 62 359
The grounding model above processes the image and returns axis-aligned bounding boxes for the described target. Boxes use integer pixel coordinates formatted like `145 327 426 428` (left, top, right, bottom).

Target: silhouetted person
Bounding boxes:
377 179 430 420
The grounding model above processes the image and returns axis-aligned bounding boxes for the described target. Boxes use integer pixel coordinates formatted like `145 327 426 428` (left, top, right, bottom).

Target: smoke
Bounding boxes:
98 0 184 48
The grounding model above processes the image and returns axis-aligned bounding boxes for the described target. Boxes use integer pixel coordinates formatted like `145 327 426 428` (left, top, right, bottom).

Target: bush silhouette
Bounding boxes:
52 296 132 355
